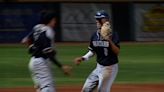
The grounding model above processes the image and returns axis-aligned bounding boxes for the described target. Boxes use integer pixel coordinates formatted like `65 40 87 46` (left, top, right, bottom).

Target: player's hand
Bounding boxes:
74 57 84 65
61 65 72 76
21 37 28 44
21 37 32 46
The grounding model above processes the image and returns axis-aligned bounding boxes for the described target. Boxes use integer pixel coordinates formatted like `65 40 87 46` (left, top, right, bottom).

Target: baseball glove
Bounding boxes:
100 22 112 40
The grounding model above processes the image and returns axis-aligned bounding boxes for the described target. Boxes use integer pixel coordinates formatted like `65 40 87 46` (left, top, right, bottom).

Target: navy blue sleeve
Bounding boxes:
112 32 120 48
88 34 95 51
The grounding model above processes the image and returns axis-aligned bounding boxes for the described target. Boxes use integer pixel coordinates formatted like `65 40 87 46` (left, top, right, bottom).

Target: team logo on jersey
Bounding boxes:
92 41 109 47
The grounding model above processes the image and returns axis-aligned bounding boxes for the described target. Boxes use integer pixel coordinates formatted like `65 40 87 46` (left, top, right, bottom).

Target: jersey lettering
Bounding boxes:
92 41 109 47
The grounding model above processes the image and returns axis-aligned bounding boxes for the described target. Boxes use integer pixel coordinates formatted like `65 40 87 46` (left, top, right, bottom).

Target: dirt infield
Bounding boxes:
0 84 164 92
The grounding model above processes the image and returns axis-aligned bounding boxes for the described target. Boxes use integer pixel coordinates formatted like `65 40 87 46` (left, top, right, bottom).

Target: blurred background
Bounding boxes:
0 0 164 92
0 0 164 42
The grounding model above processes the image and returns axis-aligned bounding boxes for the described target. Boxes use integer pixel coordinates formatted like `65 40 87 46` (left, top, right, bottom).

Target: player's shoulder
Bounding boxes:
91 31 98 37
42 25 53 31
90 31 99 40
32 24 46 34
33 24 45 30
112 31 119 38
33 24 54 39
44 26 54 40
33 24 52 31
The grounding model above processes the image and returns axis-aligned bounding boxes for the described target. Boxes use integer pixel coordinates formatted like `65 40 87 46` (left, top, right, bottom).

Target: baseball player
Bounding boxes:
22 12 71 92
74 10 120 92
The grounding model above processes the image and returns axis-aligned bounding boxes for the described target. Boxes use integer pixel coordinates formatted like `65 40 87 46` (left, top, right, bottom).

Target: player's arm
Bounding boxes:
43 47 72 75
83 50 95 61
74 35 96 65
74 50 94 65
74 35 95 65
43 29 62 67
108 39 120 55
43 48 62 67
42 31 63 68
108 32 120 55
44 30 72 75
74 50 95 65
21 31 33 46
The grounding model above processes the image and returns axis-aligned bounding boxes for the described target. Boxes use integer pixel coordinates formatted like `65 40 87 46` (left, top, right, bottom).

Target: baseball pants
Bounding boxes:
82 63 118 92
29 57 56 92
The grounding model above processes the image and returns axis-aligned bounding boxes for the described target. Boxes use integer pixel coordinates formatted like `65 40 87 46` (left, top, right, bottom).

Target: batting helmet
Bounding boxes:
94 10 109 19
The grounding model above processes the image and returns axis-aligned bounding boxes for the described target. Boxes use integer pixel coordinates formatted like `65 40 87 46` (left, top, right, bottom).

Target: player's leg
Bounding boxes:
81 69 99 92
39 85 55 92
97 64 118 92
29 57 56 92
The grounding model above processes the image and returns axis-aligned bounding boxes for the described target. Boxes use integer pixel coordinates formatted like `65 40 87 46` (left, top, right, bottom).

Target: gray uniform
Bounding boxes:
82 63 118 92
28 24 56 92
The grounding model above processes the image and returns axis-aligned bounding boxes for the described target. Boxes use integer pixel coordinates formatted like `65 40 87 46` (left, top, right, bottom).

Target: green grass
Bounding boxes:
0 43 164 87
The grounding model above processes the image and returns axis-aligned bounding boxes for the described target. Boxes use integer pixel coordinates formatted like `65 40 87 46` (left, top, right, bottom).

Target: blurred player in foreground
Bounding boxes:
74 10 120 92
22 12 72 92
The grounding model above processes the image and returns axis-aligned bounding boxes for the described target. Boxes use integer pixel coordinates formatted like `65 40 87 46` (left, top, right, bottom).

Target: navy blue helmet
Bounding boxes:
94 10 109 19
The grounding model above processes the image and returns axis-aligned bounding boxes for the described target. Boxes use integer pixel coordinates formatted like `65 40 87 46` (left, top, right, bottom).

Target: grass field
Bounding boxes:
0 42 164 88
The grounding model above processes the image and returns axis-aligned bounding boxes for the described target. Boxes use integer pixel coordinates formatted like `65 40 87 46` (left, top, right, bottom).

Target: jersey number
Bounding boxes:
104 48 108 56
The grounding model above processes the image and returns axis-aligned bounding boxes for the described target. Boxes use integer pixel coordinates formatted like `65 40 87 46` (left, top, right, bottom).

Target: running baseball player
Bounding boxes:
21 12 71 92
74 10 120 92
